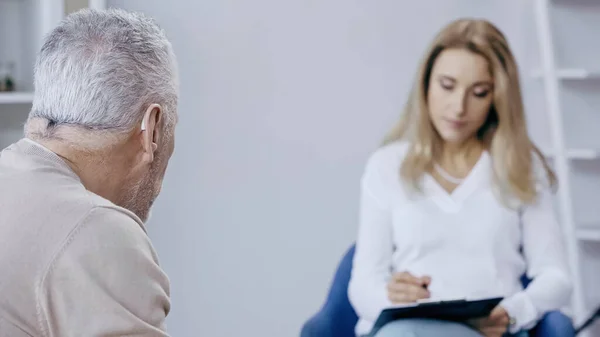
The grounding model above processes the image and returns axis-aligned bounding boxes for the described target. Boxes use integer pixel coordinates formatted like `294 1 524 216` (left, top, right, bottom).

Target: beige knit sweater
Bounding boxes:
0 139 170 337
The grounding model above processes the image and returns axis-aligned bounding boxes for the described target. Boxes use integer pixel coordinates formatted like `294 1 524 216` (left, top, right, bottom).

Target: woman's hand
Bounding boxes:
386 271 431 303
468 305 510 337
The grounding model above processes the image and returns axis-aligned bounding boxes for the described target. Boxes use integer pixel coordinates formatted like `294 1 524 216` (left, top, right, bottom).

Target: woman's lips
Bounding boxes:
444 118 467 129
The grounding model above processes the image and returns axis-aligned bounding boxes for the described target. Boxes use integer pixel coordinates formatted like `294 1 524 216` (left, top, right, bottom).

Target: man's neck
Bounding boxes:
35 139 129 205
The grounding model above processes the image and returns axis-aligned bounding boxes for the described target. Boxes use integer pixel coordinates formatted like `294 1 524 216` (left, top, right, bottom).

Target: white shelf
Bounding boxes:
577 225 600 242
544 148 600 160
534 0 600 333
567 149 600 160
0 92 34 104
532 68 600 80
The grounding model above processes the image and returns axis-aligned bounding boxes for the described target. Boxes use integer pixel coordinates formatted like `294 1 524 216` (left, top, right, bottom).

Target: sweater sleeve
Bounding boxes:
37 206 171 337
348 151 394 322
501 184 573 333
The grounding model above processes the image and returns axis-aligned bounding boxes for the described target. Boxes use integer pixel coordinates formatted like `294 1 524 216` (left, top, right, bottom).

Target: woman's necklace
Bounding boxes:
433 163 464 185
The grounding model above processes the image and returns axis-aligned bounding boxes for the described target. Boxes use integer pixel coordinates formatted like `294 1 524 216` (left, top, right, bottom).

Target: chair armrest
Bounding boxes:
532 311 575 337
300 307 334 337
300 245 358 337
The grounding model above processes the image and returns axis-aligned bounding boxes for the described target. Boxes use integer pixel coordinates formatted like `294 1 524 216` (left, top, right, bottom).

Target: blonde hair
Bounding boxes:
384 18 556 205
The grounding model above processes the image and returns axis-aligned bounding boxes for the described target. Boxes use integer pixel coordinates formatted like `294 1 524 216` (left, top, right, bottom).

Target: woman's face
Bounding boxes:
427 48 494 145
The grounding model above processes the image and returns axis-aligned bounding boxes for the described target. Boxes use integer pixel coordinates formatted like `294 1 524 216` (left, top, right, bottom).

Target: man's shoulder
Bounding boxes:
35 195 153 282
63 205 154 262
85 195 146 232
25 172 146 250
29 185 148 261
36 206 170 337
39 205 164 297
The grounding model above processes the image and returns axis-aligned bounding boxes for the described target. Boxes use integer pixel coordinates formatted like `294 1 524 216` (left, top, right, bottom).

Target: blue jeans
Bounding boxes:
371 319 529 337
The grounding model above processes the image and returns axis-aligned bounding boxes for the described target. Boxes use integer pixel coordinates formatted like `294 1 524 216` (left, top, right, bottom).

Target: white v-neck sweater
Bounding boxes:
348 142 572 336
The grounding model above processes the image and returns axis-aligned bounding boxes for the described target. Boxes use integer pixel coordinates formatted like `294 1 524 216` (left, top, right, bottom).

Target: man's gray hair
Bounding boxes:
27 8 178 142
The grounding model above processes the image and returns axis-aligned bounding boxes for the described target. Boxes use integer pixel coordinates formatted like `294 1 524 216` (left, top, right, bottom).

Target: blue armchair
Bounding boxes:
301 244 575 337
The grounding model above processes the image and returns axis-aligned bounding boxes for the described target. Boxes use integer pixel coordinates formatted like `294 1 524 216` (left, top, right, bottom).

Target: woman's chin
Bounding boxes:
438 132 469 145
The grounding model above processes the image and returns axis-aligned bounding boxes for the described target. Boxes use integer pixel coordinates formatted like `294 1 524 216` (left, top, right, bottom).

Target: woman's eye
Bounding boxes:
473 90 490 98
440 81 453 90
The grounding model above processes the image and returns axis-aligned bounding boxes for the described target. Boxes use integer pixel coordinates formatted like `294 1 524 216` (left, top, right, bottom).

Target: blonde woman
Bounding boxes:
348 19 572 337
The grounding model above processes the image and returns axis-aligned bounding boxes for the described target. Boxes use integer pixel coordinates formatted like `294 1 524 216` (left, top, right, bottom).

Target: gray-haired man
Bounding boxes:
0 9 178 336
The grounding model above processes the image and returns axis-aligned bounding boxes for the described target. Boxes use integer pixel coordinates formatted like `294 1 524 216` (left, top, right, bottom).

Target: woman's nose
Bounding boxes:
448 90 467 117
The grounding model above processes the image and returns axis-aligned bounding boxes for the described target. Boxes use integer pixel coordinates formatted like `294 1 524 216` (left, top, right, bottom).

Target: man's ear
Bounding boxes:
140 104 163 162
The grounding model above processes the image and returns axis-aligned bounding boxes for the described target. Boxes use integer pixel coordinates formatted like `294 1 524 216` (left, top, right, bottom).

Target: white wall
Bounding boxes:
65 0 91 15
107 1 540 336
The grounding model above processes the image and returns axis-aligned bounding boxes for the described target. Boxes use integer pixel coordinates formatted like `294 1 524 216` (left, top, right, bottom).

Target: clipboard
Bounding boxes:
367 297 503 336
